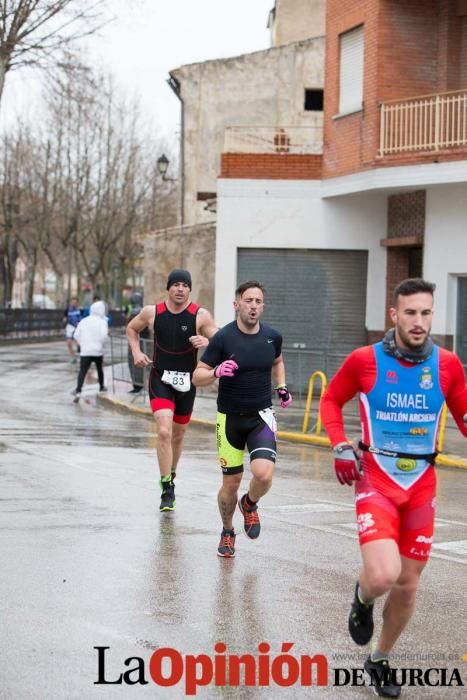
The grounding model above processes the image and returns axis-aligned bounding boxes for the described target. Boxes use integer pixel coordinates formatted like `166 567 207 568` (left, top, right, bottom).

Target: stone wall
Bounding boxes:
272 0 325 46
142 222 216 312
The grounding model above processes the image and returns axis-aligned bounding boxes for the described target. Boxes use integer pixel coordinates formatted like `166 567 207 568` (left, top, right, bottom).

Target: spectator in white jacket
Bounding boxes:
72 300 109 402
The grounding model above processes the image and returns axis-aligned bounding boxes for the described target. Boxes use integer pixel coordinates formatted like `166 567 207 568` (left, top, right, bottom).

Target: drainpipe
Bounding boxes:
167 74 185 226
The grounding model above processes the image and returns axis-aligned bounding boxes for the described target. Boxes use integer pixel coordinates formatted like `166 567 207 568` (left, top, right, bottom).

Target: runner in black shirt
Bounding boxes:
193 281 292 557
127 269 217 512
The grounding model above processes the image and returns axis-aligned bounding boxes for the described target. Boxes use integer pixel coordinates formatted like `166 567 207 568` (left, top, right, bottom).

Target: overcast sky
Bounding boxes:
1 0 273 144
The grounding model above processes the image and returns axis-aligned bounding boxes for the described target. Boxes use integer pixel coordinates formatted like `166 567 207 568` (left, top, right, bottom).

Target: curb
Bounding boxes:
98 394 467 470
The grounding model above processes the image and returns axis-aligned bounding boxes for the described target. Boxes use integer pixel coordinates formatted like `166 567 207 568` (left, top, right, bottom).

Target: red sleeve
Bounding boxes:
320 346 377 447
439 348 467 437
187 302 200 315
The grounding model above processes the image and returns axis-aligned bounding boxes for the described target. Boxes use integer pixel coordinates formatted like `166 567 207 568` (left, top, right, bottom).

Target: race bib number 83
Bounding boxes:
161 370 191 392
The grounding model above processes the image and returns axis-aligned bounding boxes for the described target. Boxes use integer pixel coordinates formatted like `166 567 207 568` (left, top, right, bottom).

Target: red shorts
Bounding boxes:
148 370 195 425
354 466 436 561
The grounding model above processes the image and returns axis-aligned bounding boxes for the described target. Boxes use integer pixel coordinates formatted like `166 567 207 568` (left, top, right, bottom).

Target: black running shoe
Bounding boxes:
238 494 261 539
348 582 374 645
364 656 401 698
217 529 236 557
160 480 175 511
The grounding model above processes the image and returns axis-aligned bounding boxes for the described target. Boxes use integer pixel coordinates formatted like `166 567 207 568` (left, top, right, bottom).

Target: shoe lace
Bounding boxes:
161 482 174 497
243 509 259 526
221 533 235 548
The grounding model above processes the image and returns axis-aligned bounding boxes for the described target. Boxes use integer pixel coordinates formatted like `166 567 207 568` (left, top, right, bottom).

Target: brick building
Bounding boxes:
214 0 467 385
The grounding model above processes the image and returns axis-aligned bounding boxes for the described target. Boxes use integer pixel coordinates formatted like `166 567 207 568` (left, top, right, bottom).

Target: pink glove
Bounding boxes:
214 360 238 378
333 442 361 485
275 384 292 408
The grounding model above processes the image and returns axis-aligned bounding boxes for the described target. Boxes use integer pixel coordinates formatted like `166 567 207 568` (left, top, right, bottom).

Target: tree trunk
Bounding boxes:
25 249 37 307
0 59 7 112
0 239 7 305
5 235 18 305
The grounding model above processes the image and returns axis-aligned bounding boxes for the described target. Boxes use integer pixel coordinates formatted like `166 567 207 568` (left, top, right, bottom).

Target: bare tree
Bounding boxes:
0 124 32 304
0 0 107 107
0 57 177 308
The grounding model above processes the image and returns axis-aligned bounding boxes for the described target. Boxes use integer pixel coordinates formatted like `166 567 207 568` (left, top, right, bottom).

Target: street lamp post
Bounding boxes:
156 154 177 182
157 153 183 225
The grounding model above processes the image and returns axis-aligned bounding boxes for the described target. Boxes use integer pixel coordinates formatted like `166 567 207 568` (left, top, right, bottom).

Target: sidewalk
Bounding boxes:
99 368 467 470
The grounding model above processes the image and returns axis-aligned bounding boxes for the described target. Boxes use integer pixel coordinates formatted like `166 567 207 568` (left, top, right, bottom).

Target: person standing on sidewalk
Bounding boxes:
63 297 81 363
72 300 109 402
125 292 149 394
320 278 467 698
192 281 292 558
126 269 217 512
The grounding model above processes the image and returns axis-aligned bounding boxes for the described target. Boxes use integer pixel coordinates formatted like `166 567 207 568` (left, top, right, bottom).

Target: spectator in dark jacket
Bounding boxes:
127 292 150 393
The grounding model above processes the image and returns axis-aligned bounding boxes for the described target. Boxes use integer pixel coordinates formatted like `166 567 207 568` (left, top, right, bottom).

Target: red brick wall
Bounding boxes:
220 153 322 179
323 0 374 178
380 1 439 101
461 18 467 87
323 0 464 179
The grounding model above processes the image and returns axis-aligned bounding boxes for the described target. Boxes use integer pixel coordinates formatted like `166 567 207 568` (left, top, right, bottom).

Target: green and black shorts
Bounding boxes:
216 409 277 475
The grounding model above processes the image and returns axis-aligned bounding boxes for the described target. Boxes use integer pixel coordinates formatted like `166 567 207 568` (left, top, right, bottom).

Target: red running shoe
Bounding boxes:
238 494 261 539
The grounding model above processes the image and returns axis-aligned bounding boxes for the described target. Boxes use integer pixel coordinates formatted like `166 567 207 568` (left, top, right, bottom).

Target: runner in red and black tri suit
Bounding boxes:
127 269 217 511
320 278 467 698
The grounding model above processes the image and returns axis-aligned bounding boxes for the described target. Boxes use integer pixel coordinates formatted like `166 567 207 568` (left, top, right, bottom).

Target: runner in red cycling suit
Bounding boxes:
320 278 467 698
322 343 466 559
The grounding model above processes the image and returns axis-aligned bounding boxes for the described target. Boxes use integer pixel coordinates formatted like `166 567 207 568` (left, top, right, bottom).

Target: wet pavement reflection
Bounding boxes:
0 342 466 698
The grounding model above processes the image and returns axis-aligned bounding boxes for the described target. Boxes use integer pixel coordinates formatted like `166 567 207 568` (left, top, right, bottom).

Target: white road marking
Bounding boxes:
263 503 351 513
433 539 467 555
435 517 467 528
265 503 467 565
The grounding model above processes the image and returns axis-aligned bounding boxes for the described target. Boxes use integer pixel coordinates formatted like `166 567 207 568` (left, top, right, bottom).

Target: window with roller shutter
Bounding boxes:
339 25 364 116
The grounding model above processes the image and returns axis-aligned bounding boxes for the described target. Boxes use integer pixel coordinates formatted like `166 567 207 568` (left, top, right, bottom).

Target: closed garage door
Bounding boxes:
237 248 368 392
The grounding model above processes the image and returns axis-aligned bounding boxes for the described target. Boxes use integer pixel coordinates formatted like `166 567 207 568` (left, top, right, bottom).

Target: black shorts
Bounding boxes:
149 370 196 425
216 409 277 475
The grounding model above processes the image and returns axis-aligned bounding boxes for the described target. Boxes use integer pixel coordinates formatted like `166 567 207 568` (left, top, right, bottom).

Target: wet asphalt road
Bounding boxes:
0 342 466 700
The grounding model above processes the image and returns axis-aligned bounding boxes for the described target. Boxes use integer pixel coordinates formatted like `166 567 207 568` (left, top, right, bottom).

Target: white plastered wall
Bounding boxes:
215 178 387 328
171 36 324 225
424 184 467 337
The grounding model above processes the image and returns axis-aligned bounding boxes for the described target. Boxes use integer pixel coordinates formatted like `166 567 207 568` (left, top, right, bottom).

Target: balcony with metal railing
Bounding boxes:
379 88 467 157
223 125 323 155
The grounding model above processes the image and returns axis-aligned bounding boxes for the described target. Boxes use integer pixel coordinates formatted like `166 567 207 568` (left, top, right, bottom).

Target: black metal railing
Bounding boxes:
0 308 127 340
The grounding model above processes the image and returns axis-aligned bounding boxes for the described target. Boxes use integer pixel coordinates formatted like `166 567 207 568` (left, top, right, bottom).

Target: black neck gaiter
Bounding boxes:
382 328 434 364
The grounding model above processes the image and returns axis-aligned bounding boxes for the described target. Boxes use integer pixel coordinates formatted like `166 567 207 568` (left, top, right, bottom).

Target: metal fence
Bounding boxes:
223 126 323 155
0 309 65 339
281 345 348 399
109 333 153 396
0 308 126 341
108 333 347 399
